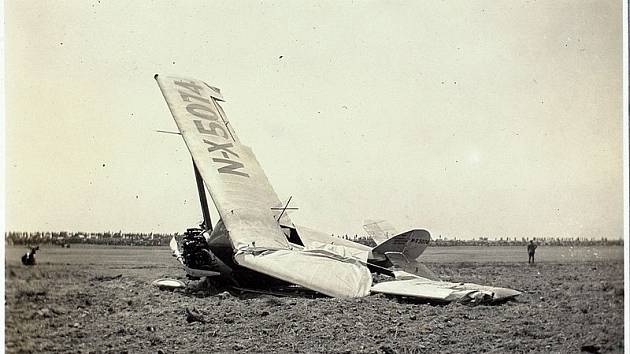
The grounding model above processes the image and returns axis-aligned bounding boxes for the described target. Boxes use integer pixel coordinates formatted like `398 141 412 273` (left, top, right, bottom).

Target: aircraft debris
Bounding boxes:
216 291 232 299
91 274 123 282
185 308 206 324
155 74 521 303
151 278 186 290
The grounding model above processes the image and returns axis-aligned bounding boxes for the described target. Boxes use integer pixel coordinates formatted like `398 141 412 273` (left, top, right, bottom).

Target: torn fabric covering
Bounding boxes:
371 276 521 302
305 241 370 263
295 225 371 263
234 247 372 298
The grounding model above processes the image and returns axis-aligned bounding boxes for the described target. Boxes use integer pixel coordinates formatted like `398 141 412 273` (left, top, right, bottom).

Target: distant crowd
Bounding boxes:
5 231 623 248
430 237 622 247
5 231 171 247
330 234 622 247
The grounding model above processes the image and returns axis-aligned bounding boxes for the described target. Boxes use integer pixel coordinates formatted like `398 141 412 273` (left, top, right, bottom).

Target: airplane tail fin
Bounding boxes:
371 229 431 260
371 229 436 280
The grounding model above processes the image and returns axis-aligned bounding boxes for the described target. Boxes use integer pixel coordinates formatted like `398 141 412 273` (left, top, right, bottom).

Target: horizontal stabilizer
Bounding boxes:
384 252 440 281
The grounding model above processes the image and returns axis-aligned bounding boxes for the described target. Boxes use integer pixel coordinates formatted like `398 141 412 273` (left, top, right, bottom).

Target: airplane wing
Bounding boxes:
371 272 521 303
155 74 289 250
155 74 371 297
235 248 372 298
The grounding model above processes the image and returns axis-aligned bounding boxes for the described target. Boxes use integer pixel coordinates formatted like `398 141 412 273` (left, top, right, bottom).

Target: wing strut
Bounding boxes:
193 161 212 231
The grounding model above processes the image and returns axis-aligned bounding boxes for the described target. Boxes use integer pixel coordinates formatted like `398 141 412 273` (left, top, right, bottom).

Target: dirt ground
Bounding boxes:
4 245 625 353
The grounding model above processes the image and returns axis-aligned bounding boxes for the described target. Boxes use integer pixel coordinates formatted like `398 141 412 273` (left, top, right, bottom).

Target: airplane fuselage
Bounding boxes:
197 219 394 279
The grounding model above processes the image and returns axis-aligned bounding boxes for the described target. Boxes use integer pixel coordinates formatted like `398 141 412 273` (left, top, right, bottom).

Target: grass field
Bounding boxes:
6 244 624 266
4 244 625 353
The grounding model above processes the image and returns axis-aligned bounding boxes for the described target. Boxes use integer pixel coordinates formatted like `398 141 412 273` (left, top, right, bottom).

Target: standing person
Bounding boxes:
527 240 537 264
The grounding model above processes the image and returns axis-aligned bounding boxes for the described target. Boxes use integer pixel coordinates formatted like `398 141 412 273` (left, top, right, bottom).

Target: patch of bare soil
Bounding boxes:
5 260 624 353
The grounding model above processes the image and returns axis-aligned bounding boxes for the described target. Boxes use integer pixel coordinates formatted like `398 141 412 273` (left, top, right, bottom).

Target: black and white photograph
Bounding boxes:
3 1 627 353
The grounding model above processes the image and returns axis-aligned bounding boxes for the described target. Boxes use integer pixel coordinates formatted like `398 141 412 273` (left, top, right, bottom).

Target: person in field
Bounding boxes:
527 240 537 264
21 246 39 266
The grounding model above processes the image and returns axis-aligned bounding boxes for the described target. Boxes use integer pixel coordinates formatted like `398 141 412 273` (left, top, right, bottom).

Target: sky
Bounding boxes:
4 1 625 239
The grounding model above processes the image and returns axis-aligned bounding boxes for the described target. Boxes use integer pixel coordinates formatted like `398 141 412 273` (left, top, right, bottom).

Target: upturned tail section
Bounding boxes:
371 229 431 260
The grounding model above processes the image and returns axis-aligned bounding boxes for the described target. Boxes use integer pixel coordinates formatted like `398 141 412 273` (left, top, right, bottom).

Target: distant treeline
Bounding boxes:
326 235 623 247
429 238 623 247
5 231 172 247
5 231 623 248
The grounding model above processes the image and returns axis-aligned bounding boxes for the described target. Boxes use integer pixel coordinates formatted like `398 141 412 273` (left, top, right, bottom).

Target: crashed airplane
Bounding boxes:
154 74 521 303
